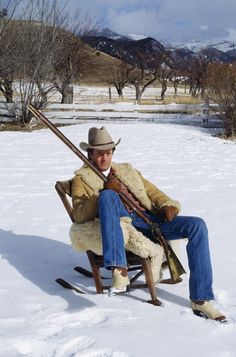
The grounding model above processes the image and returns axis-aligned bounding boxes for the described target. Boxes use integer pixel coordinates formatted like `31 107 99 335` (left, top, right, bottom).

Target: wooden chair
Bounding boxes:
55 180 163 305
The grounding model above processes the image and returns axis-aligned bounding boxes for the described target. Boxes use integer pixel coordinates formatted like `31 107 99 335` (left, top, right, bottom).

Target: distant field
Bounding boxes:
48 84 203 105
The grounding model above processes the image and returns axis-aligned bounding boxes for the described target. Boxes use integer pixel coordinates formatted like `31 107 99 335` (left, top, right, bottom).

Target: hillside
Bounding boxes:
83 36 166 65
80 44 122 84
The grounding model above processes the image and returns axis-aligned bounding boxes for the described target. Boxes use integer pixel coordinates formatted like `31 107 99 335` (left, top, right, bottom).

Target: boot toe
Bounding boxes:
191 301 227 322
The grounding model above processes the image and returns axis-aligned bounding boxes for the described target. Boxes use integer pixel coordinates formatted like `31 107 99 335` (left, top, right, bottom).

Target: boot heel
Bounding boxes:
192 309 207 319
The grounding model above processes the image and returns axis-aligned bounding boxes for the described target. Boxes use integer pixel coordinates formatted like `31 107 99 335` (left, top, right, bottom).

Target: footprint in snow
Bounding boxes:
78 349 130 357
54 336 95 357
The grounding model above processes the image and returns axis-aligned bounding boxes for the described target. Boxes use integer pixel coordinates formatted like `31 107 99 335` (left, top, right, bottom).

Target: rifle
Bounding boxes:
28 104 186 282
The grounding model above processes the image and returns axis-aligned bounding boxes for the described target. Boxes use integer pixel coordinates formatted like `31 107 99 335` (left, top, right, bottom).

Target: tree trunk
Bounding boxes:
135 85 142 104
5 89 14 103
61 85 73 104
173 82 178 97
200 88 205 99
117 87 123 100
108 87 112 101
20 105 32 125
191 86 197 98
114 84 123 100
0 79 14 103
161 82 167 100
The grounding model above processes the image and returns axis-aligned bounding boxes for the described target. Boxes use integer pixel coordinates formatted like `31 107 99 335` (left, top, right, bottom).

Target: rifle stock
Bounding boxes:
28 104 186 282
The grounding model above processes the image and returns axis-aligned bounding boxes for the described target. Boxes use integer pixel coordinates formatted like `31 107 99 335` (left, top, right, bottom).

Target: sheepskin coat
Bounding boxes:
69 162 181 282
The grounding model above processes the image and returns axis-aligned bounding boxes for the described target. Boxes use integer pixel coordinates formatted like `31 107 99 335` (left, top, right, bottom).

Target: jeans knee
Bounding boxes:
191 217 208 235
99 189 119 203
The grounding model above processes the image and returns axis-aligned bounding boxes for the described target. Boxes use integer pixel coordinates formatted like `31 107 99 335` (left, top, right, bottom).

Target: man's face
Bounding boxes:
90 149 113 172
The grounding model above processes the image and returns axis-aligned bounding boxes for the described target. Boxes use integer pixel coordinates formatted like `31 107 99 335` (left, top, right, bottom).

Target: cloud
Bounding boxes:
227 28 236 41
107 8 163 38
199 26 209 31
66 0 236 42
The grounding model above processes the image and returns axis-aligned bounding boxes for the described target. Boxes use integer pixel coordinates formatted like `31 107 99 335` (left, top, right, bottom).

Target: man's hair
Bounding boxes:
87 148 116 160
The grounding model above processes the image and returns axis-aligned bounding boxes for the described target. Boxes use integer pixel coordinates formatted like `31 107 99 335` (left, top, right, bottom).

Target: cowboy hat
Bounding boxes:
79 126 121 151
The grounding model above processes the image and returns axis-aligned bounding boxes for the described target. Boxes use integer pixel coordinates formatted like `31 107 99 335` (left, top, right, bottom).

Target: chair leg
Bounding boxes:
142 258 162 306
86 251 103 294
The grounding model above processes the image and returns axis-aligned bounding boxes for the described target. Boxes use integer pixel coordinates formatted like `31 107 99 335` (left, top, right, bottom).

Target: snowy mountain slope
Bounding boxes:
89 28 236 64
170 38 235 52
96 28 235 52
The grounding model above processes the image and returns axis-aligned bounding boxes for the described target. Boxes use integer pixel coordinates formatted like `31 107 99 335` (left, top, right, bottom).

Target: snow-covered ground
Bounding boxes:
0 84 212 128
1 120 236 357
69 85 189 103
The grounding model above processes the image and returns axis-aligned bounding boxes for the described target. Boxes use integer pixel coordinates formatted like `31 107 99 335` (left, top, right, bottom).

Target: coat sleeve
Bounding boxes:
141 175 181 213
71 175 99 223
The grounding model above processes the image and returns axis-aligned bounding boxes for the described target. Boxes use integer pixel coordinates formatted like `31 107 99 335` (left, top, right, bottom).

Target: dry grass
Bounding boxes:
214 132 236 141
80 47 121 85
0 122 73 132
108 96 203 106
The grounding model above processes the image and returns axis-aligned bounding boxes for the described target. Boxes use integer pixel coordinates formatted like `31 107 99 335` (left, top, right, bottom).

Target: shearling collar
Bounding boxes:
74 162 152 210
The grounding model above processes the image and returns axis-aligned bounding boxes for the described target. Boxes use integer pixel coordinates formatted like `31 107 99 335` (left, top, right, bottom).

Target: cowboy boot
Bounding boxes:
191 301 227 322
108 267 130 296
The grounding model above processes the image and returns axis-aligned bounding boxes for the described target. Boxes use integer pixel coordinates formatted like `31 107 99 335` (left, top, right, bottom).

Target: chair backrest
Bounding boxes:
55 180 74 223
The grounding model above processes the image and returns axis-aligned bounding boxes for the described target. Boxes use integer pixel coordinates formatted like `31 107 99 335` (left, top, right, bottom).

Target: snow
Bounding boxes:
52 84 190 103
169 38 234 52
1 119 236 357
127 34 147 41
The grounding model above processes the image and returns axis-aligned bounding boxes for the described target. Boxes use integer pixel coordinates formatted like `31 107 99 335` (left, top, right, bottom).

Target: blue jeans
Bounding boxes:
98 190 214 301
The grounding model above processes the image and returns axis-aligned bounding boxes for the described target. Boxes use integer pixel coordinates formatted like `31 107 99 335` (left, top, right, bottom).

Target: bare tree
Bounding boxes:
128 66 157 103
185 54 211 98
0 0 21 36
0 22 16 103
206 63 236 137
52 31 87 104
52 10 97 103
0 0 96 123
107 60 133 100
0 1 21 103
127 51 159 103
142 50 171 101
168 54 188 97
157 61 172 100
10 0 69 122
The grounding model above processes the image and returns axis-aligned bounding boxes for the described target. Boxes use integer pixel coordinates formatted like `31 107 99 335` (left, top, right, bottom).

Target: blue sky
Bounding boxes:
66 0 236 43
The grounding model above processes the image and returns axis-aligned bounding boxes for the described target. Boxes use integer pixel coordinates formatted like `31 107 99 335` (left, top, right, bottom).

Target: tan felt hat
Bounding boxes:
80 126 121 151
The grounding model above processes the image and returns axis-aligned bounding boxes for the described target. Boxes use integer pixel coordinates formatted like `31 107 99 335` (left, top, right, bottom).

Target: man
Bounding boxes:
71 126 227 322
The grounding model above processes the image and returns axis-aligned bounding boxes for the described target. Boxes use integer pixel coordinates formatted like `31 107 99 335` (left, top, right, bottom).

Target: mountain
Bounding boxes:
127 33 148 41
95 28 133 41
83 36 166 66
95 27 146 42
170 38 235 53
83 28 236 65
168 38 236 62
199 46 235 62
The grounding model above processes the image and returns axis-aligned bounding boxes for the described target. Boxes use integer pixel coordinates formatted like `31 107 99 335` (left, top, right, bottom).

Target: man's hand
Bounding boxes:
103 175 121 193
159 205 178 222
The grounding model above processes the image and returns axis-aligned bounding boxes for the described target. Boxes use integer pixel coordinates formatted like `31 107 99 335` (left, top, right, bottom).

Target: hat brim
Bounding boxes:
80 138 121 151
